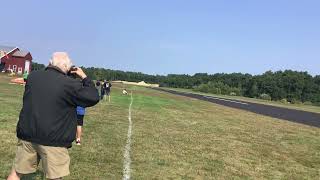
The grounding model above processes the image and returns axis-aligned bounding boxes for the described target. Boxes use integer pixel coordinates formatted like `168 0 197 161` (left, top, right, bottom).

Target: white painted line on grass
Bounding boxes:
122 92 133 180
204 96 249 105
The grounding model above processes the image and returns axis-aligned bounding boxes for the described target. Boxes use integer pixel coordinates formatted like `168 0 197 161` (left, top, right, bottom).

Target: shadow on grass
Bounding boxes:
21 170 45 180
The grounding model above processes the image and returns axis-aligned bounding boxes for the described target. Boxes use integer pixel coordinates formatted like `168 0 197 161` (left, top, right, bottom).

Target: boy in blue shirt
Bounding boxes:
76 106 85 145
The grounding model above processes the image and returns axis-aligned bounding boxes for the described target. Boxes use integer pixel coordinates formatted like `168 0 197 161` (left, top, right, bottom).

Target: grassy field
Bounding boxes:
0 74 320 179
162 87 320 114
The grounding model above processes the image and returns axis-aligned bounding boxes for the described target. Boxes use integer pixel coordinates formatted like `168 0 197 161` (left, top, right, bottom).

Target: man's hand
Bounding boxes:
70 67 87 79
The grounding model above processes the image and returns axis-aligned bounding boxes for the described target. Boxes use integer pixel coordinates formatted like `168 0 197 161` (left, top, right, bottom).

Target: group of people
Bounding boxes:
95 80 112 102
7 52 100 180
74 80 112 146
75 79 113 146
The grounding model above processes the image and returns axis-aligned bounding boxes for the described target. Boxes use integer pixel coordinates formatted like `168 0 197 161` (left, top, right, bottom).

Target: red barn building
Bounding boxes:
0 45 33 74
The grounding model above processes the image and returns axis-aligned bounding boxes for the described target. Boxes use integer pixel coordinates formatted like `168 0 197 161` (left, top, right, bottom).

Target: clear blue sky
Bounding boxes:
1 0 320 75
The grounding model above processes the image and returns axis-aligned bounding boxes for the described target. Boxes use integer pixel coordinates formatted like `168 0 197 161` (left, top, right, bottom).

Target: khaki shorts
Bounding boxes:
13 139 70 179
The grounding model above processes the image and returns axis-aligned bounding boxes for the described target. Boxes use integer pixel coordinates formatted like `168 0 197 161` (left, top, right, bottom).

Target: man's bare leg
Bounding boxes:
76 126 82 145
76 126 82 141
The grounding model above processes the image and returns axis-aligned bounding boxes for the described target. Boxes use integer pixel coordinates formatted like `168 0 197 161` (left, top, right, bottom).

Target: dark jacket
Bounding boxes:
17 66 99 147
103 82 112 91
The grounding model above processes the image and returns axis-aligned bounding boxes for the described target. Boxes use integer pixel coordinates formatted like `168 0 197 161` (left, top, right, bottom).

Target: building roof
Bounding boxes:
12 50 30 57
0 45 32 59
0 45 19 59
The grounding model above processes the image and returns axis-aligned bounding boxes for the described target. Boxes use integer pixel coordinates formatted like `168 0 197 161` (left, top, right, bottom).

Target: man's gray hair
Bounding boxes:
50 52 73 72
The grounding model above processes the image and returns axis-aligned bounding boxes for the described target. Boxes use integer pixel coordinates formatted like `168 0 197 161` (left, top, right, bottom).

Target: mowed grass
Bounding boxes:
0 75 131 179
0 74 320 179
162 87 320 114
130 87 320 179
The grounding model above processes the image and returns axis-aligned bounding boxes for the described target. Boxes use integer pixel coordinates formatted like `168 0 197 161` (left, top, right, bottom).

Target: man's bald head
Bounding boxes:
50 52 73 73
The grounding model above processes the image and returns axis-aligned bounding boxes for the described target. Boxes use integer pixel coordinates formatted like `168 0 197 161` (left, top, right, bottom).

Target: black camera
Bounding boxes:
67 66 78 79
70 66 77 71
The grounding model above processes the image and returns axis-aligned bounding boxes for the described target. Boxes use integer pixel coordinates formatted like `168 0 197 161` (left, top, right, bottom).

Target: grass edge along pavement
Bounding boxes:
1 75 320 179
161 87 320 114
155 87 320 128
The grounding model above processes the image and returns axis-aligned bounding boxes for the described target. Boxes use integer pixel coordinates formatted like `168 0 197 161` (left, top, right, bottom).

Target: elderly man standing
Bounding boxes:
7 52 99 180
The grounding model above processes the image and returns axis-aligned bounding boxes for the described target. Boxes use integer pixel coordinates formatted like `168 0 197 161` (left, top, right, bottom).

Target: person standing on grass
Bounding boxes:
7 52 99 180
95 81 102 100
101 80 105 100
75 106 85 145
23 71 28 83
103 80 112 102
102 80 107 101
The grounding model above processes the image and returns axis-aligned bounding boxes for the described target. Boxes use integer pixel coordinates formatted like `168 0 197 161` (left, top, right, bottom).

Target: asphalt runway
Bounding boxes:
154 88 320 128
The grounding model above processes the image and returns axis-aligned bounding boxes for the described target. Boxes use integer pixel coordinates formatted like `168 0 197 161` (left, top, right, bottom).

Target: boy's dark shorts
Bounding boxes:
77 115 84 126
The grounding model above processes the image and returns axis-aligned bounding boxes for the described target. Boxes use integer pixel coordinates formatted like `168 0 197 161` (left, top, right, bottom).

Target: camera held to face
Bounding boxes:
67 66 78 79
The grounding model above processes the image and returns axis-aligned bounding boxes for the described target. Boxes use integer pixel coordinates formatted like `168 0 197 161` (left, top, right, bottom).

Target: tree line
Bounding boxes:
32 62 320 105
